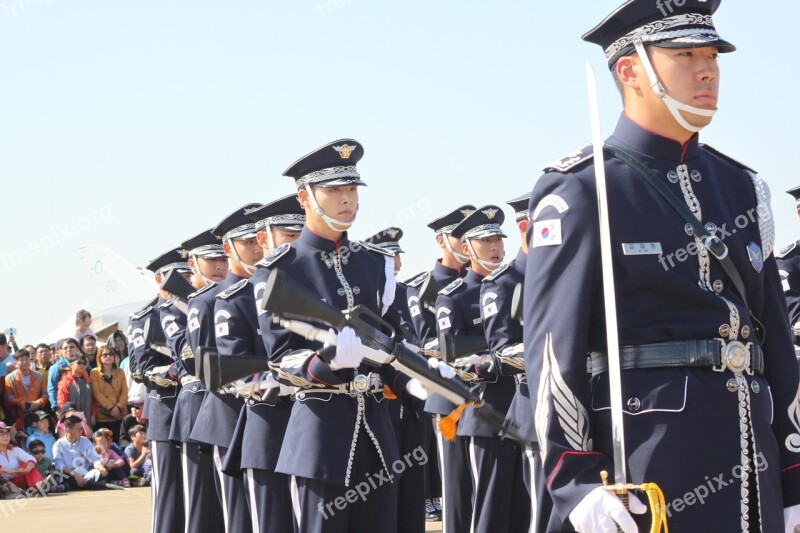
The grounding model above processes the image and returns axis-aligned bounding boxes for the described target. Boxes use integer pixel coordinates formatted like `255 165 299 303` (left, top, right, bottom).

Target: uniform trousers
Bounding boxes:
244 467 296 533
435 418 473 533
467 435 530 533
180 442 224 533
213 445 252 533
151 440 185 533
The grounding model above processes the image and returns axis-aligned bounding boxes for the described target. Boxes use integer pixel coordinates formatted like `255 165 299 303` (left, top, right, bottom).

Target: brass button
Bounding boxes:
726 379 738 392
627 397 641 412
705 222 718 234
751 381 760 394
684 223 694 236
713 280 724 293
691 170 702 182
667 170 678 183
741 326 750 339
719 324 732 337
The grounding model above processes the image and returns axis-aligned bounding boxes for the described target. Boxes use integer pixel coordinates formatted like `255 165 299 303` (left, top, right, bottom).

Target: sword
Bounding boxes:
585 62 628 491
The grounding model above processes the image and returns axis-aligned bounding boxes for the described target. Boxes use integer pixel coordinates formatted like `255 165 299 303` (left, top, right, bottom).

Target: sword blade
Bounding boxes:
586 61 628 486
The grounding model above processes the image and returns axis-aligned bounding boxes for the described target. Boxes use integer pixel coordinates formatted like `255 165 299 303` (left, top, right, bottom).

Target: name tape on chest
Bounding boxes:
621 242 663 256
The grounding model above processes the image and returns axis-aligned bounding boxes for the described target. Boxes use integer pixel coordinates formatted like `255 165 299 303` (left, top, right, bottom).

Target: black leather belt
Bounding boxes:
589 339 764 377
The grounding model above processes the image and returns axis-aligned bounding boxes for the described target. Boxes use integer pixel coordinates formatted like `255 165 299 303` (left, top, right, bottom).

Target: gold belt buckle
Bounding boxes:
721 340 750 374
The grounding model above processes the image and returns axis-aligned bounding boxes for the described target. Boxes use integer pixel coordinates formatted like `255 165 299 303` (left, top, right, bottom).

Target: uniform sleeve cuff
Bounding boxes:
307 355 346 386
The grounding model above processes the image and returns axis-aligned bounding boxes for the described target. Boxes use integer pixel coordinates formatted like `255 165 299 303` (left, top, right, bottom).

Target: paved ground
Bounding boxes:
1 487 443 531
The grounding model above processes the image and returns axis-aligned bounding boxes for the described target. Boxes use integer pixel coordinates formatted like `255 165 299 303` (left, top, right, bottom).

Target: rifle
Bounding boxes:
197 347 280 405
510 282 523 324
438 333 488 365
417 275 444 313
259 268 523 442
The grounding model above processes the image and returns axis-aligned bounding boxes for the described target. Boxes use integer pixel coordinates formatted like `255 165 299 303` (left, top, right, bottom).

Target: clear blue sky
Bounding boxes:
2 1 798 342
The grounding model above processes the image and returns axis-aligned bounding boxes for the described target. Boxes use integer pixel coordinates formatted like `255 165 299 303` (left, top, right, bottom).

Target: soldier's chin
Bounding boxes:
680 110 715 129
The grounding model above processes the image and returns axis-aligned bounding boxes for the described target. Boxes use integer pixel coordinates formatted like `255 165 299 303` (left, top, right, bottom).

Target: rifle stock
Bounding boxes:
439 333 488 364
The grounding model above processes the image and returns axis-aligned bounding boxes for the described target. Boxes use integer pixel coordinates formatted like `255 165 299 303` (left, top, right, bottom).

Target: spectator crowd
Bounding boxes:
0 310 151 500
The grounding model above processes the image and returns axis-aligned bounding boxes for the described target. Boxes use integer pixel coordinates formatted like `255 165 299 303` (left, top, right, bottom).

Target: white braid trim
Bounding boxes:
748 171 774 259
381 255 396 316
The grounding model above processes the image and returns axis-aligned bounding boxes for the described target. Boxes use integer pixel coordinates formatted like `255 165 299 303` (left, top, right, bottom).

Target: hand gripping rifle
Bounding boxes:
260 268 524 443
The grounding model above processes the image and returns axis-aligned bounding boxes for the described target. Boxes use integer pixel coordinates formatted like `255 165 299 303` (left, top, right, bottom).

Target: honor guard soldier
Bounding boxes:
407 205 474 523
169 229 227 533
363 226 426 533
481 193 552 532
777 186 800 350
132 247 192 533
524 1 800 531
437 205 521 533
220 194 304 533
257 139 443 533
190 204 264 533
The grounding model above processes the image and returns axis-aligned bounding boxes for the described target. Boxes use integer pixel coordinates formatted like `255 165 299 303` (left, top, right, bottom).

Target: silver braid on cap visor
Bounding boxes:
466 240 503 271
633 39 716 133
296 165 360 187
188 244 225 258
225 238 256 276
604 13 715 60
304 184 357 233
155 264 190 279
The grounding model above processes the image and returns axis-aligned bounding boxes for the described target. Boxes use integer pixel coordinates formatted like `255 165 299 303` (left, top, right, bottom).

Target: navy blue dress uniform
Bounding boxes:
221 195 305 533
409 206 473 526
258 139 411 533
776 186 800 345
169 229 226 533
437 206 520 533
524 3 800 530
191 204 263 533
363 226 427 533
134 247 192 533
481 194 553 533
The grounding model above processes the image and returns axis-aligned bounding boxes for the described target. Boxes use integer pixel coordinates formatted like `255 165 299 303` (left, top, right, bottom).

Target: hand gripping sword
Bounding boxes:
586 62 668 533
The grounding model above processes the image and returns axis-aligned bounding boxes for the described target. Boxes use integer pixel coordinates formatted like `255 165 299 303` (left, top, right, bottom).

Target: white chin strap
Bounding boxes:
634 40 716 133
304 184 356 233
443 234 471 264
191 254 215 287
263 224 275 251
467 240 503 271
226 238 256 276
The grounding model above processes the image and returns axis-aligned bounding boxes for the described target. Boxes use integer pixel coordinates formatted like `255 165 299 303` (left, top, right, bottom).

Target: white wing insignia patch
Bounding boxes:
536 333 591 459
532 194 570 220
785 384 800 453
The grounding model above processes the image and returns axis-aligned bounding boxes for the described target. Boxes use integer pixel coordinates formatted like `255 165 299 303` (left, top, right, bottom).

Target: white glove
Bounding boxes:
262 373 294 397
454 354 490 368
569 486 645 533
429 357 455 379
328 327 364 370
406 379 429 400
784 503 800 532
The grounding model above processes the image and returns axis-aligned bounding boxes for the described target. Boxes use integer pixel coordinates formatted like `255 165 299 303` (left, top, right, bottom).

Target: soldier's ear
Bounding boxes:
435 234 446 250
616 55 643 95
517 219 529 234
222 240 233 257
460 241 470 256
297 188 309 210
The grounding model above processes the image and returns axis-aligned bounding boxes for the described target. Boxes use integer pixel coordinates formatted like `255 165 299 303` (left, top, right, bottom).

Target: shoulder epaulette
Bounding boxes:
358 240 394 257
483 263 510 282
157 298 177 310
404 271 429 288
439 277 464 296
541 145 593 173
188 282 217 299
777 241 799 259
257 243 292 269
130 297 158 319
702 144 757 174
217 279 249 300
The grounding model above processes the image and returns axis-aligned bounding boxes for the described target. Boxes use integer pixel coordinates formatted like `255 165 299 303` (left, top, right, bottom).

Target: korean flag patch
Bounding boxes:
532 219 562 248
215 322 229 338
438 317 451 330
